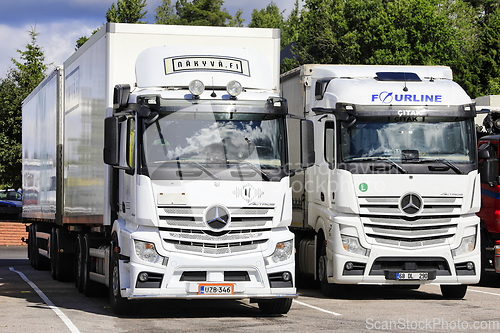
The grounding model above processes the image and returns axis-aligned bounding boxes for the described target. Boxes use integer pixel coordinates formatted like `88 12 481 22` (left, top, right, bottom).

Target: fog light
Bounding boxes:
226 80 242 97
466 262 474 271
345 262 354 271
189 79 205 97
282 271 291 282
138 272 149 282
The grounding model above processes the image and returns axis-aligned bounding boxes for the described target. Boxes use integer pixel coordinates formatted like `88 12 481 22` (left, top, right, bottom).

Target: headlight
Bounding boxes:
452 234 476 257
341 235 370 256
265 240 293 265
134 240 168 265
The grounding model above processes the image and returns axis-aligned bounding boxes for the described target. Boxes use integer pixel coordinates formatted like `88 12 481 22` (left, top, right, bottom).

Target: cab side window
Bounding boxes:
325 121 335 167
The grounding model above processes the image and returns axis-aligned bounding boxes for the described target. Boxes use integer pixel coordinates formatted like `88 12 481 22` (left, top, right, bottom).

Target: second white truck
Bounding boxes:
282 64 481 299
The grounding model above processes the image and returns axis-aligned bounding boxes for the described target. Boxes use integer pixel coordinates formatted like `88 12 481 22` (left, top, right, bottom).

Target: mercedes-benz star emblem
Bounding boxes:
399 193 423 216
205 205 230 230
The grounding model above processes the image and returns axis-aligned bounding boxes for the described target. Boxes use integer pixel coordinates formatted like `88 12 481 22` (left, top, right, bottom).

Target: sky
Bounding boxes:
0 0 302 79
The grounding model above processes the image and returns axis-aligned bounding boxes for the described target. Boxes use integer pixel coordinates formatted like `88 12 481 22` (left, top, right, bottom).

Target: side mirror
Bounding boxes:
301 119 315 168
113 84 130 110
103 117 119 166
478 149 490 160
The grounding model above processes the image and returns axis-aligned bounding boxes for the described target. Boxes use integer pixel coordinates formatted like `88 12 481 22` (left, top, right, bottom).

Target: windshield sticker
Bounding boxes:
372 92 442 104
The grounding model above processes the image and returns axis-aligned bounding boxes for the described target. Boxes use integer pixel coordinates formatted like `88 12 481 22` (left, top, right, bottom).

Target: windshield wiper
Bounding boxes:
351 157 408 174
159 160 220 180
227 160 271 181
426 159 463 174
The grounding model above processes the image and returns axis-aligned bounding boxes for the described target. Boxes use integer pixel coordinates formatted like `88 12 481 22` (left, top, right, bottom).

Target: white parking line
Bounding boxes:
294 300 342 316
9 267 81 333
468 288 500 297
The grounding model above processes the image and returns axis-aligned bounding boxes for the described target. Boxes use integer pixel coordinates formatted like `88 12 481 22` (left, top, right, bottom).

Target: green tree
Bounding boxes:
172 0 232 26
249 2 284 31
106 0 148 23
229 8 245 27
155 0 177 25
477 6 500 95
0 27 47 189
293 0 479 96
75 28 100 50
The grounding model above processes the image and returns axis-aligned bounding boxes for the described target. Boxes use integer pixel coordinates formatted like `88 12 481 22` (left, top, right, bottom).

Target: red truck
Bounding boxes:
476 95 500 275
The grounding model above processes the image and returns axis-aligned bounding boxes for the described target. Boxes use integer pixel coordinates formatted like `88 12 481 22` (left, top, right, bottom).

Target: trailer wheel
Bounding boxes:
109 236 133 315
28 225 36 268
440 285 467 299
75 234 84 292
27 225 32 262
55 229 74 282
82 234 99 296
318 242 343 298
257 298 293 315
33 224 49 270
50 228 61 280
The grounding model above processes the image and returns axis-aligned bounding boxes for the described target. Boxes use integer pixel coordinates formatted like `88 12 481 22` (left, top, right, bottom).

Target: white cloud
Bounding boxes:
0 20 101 78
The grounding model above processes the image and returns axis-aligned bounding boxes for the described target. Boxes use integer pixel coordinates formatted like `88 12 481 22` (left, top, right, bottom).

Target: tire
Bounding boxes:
257 298 293 315
28 225 36 268
318 243 343 298
27 225 32 262
75 234 84 292
109 236 133 315
50 228 59 280
33 225 49 270
55 229 74 282
82 234 99 297
440 285 467 299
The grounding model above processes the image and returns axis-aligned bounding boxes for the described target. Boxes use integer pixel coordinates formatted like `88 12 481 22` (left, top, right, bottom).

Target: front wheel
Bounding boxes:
257 298 293 315
318 243 344 298
109 237 133 315
440 285 467 299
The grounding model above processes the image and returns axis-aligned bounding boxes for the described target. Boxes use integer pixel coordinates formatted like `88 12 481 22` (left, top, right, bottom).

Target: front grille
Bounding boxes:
359 196 462 248
359 196 462 216
159 205 273 255
179 271 251 282
164 238 267 255
160 206 273 228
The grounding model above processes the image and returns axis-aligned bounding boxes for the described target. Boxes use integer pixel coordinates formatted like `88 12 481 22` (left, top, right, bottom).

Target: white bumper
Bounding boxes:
117 228 297 300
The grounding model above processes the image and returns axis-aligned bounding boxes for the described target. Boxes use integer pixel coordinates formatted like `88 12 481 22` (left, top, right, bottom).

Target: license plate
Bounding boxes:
198 284 234 295
396 272 429 281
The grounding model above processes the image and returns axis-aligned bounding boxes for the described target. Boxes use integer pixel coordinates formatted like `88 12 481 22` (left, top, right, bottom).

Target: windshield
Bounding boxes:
340 118 475 164
142 112 286 181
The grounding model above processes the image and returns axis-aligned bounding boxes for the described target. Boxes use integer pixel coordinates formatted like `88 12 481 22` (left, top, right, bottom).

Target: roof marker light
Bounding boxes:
226 80 243 97
189 79 205 97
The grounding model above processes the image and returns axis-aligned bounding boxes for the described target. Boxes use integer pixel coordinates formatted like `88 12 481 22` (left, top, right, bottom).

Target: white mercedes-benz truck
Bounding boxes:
282 64 480 299
23 23 299 315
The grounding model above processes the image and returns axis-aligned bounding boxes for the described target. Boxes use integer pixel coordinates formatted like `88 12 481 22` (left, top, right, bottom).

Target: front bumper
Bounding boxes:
120 252 296 300
328 243 480 285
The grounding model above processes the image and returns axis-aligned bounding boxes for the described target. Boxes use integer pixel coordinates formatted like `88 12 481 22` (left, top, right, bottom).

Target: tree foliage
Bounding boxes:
155 0 238 26
0 27 47 189
249 2 284 30
106 0 148 23
278 0 484 97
